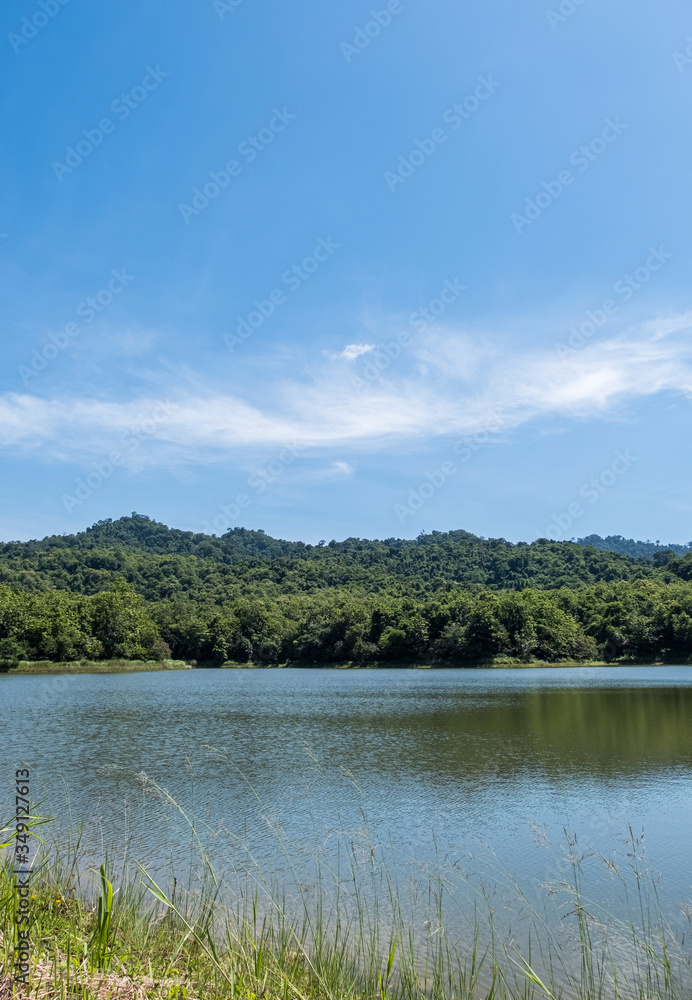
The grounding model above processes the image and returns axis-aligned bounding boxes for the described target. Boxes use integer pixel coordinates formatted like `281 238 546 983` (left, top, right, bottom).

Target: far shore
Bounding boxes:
1 656 687 675
0 658 191 675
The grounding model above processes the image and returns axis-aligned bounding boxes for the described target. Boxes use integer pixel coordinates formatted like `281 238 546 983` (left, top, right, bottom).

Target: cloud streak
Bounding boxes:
1 314 692 468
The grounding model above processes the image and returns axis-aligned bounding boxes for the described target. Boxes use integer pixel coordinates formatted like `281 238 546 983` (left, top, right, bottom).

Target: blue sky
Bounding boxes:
1 0 691 544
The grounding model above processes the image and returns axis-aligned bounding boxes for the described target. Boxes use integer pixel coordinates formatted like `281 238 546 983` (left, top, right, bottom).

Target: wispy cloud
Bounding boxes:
333 343 375 360
305 461 355 483
1 313 692 468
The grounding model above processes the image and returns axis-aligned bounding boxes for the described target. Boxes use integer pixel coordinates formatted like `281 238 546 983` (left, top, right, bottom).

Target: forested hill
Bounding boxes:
1 513 690 603
576 534 692 562
2 515 305 561
2 515 692 666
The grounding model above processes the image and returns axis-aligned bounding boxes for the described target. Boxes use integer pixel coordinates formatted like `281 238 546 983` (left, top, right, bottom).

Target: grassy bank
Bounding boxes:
1 812 690 1000
0 658 191 675
1 656 687 674
218 656 678 669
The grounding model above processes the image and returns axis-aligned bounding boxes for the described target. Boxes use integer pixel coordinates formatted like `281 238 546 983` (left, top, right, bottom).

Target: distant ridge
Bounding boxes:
3 513 691 600
3 515 690 564
575 534 692 562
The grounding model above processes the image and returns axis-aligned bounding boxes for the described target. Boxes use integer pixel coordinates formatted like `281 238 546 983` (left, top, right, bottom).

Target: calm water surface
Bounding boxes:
2 665 692 940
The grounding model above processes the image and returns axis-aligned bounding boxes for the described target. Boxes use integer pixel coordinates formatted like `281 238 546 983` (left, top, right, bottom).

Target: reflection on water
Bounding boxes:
2 665 692 946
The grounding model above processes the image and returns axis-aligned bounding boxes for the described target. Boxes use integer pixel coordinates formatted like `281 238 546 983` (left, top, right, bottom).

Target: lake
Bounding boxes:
2 664 692 974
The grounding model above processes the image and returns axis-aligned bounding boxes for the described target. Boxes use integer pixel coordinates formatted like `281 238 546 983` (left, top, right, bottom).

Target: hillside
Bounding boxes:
1 515 691 667
576 534 692 562
0 514 657 601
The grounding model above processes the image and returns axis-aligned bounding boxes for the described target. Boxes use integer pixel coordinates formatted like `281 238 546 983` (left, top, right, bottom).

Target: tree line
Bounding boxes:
1 515 691 666
2 516 687 605
1 577 691 666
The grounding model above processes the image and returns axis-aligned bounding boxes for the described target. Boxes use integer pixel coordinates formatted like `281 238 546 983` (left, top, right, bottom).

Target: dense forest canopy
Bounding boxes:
576 534 692 562
1 514 691 666
0 516 679 600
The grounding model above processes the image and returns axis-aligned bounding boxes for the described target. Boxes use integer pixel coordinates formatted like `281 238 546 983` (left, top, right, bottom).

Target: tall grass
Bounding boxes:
1 792 690 999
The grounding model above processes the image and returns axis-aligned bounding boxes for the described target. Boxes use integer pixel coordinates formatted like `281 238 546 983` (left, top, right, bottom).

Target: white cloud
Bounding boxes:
307 461 355 483
334 343 375 360
1 314 692 467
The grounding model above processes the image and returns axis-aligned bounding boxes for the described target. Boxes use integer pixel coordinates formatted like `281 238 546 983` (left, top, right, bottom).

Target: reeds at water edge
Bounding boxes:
1 780 691 1000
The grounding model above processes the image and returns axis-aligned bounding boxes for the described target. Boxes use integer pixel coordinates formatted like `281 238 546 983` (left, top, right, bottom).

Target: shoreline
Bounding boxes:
1 656 686 675
219 657 678 670
0 658 191 675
